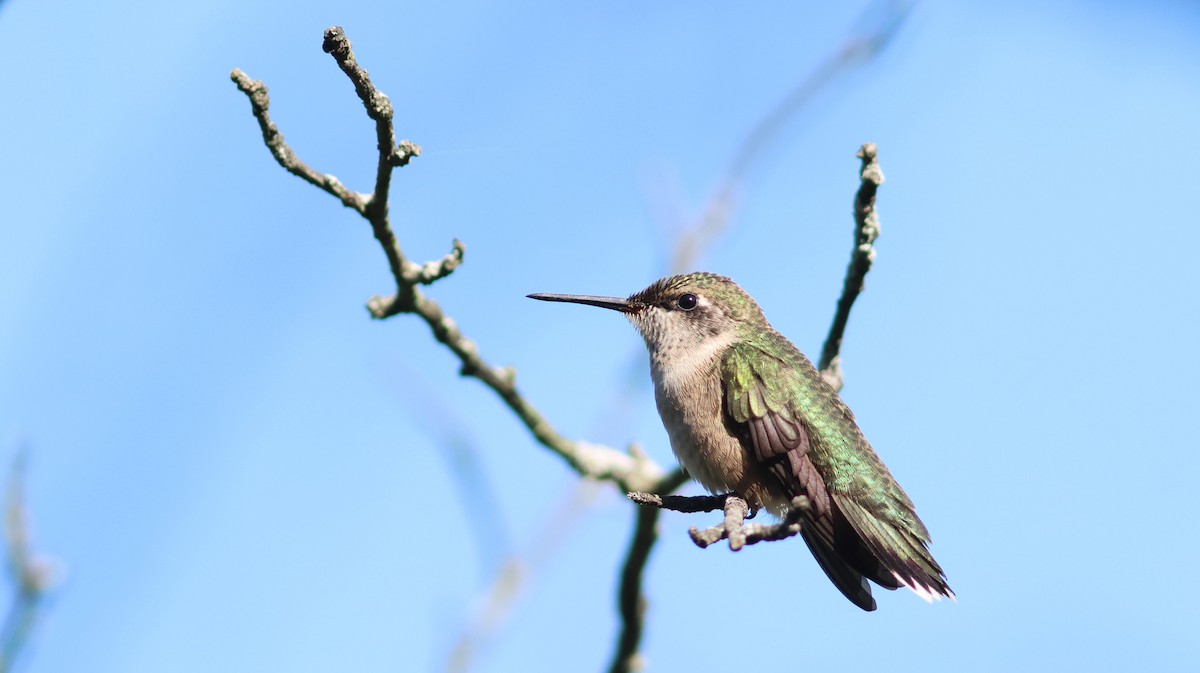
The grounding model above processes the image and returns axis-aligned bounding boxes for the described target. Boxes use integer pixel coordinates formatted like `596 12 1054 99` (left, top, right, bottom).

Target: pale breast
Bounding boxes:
649 342 779 508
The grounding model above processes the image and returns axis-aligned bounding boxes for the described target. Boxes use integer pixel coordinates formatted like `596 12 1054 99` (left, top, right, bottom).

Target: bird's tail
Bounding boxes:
833 494 955 603
800 526 879 611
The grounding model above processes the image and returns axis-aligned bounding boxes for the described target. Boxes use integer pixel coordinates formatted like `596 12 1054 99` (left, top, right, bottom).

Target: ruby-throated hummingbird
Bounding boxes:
529 272 953 611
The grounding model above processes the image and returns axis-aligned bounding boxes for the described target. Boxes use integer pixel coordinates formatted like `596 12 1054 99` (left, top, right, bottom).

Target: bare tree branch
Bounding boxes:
229 70 366 213
231 27 668 495
320 26 413 292
819 142 883 392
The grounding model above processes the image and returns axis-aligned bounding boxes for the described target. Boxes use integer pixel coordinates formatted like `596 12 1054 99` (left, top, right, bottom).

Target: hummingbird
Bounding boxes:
528 272 952 611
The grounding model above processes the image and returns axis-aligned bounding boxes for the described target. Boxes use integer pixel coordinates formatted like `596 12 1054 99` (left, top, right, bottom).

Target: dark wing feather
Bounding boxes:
723 342 882 610
801 528 877 610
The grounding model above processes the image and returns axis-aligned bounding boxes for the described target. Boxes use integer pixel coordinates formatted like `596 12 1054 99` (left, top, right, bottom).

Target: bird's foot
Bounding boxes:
687 494 809 551
630 491 804 552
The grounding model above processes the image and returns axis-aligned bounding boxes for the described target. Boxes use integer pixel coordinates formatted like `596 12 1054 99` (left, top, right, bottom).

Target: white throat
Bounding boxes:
647 329 738 395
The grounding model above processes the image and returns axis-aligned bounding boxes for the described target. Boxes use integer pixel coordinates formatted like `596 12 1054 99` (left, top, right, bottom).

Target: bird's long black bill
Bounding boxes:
526 292 636 313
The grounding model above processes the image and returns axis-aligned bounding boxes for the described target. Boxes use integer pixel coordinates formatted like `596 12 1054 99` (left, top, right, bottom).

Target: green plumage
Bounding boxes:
721 326 948 609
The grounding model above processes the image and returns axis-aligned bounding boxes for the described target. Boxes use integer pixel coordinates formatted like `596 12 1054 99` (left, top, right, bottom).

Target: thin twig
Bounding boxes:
626 488 728 514
229 69 366 213
320 27 410 288
407 239 466 286
231 27 668 495
818 142 883 392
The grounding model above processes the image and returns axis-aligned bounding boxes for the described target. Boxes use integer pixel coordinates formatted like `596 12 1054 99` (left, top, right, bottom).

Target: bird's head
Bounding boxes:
529 273 763 356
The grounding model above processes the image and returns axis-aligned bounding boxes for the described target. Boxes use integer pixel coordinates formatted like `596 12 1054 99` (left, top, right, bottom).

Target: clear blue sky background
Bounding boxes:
2 1 1198 671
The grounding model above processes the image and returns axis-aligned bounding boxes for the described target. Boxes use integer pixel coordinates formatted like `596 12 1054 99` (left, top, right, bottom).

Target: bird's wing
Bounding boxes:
724 338 954 607
722 341 881 610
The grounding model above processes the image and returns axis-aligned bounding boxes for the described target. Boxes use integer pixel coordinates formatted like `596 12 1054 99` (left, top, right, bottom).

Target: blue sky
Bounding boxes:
1 1 1198 671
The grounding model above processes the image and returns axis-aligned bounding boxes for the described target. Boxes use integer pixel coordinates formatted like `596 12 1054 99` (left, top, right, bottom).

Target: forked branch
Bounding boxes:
231 27 668 495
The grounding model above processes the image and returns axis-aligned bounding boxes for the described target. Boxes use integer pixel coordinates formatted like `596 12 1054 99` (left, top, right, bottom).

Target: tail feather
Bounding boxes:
800 526 877 611
833 508 903 590
833 494 955 602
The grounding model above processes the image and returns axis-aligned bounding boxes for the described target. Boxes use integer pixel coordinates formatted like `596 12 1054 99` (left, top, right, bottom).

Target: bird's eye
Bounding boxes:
676 293 698 311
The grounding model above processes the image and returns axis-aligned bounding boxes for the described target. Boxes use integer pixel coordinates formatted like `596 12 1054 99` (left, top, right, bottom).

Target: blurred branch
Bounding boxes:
390 367 512 574
230 26 668 495
606 466 687 673
1 453 53 673
447 481 603 673
668 0 910 274
608 504 657 673
818 143 883 392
